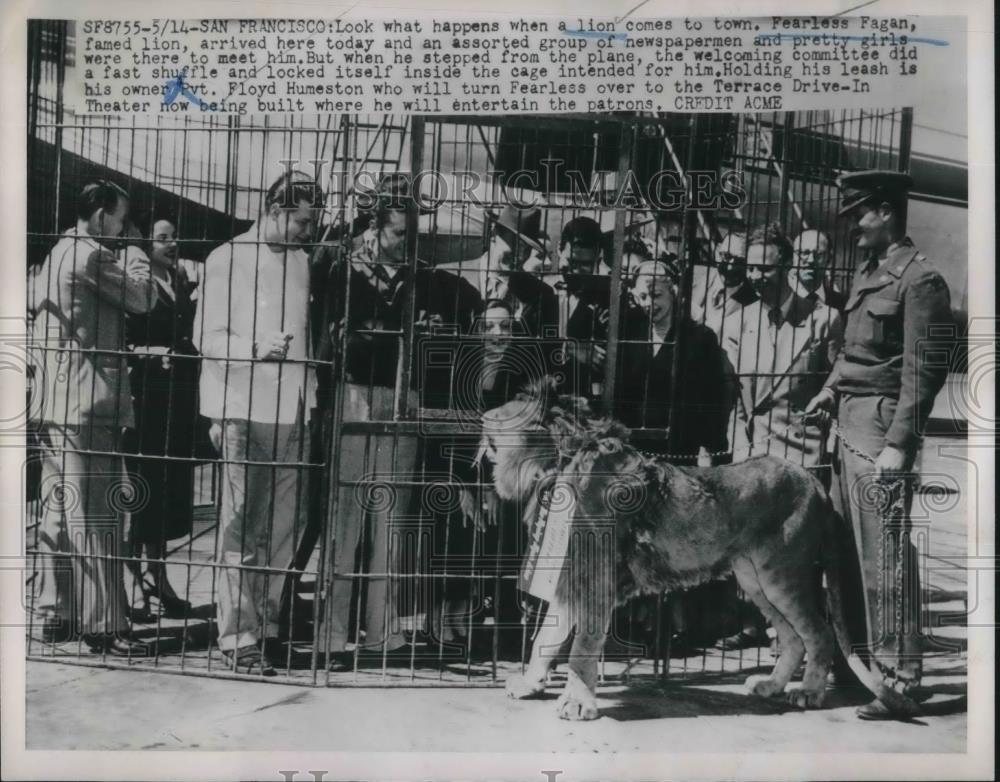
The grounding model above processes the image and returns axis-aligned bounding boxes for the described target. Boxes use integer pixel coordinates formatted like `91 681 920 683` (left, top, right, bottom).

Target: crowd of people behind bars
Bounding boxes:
27 166 950 706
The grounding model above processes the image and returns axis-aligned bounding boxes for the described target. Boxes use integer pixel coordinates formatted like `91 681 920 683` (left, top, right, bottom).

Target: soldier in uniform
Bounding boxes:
805 171 953 720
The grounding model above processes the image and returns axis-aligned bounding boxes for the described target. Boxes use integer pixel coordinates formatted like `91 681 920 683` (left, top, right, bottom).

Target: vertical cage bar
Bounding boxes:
393 116 426 421
600 120 633 410
897 107 914 227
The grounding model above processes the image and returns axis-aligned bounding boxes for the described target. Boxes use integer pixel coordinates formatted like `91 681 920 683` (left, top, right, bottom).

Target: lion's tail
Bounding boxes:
821 501 921 717
821 505 863 659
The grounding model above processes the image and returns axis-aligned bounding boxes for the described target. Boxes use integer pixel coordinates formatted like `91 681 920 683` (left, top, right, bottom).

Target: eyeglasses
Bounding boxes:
717 252 746 264
793 248 825 258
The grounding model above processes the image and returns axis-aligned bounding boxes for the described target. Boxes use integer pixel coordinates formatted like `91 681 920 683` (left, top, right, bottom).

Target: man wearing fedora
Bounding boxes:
440 204 558 350
439 204 546 292
805 170 953 720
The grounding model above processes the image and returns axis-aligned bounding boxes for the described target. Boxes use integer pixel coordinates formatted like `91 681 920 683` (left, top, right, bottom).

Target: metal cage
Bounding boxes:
25 20 917 687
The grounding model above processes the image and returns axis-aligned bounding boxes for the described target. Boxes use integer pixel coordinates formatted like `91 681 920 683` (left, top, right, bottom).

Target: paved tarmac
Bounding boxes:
25 658 967 753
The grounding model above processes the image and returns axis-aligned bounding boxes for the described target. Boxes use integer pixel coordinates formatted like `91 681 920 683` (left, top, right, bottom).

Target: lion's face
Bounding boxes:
481 392 557 502
480 378 595 502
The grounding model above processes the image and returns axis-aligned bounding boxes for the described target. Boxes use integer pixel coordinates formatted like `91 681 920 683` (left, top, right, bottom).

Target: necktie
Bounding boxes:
863 249 880 275
487 274 507 302
372 263 394 294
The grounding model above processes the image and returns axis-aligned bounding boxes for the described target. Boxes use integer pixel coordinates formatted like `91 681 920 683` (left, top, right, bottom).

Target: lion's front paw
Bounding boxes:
556 690 599 720
746 674 785 698
506 673 547 700
787 687 826 709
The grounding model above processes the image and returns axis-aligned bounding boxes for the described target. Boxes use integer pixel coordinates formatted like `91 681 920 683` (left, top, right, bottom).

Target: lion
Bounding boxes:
480 379 918 721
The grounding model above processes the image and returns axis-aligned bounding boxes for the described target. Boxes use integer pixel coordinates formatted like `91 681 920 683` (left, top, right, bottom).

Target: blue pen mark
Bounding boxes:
162 67 214 110
755 33 948 46
563 29 629 41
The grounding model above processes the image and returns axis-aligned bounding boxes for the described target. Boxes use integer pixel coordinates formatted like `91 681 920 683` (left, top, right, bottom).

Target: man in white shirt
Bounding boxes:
690 230 758 337
194 172 324 675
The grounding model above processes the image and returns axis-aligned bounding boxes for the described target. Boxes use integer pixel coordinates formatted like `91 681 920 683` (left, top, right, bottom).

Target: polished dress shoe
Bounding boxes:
856 698 919 721
857 675 926 720
715 628 765 651
143 580 192 619
83 632 152 657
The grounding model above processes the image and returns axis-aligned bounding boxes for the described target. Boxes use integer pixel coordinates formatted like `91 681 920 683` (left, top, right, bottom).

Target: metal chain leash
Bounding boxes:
828 420 909 668
636 412 880 465
635 417 811 463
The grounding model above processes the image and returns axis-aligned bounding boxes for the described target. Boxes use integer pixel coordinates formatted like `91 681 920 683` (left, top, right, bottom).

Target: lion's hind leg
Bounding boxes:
777 585 834 709
732 558 806 701
737 556 834 709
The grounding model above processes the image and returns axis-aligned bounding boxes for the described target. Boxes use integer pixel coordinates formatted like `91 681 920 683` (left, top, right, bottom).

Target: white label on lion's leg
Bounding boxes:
524 475 576 603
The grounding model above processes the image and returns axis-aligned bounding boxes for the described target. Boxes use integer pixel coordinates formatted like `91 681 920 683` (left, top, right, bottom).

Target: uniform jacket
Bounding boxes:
723 291 841 467
824 238 952 455
29 226 155 428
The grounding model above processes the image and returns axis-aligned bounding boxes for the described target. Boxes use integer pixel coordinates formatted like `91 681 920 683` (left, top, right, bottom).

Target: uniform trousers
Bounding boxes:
831 393 922 681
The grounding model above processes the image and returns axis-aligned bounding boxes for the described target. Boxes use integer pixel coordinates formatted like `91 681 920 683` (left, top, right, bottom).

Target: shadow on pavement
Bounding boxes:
600 684 795 721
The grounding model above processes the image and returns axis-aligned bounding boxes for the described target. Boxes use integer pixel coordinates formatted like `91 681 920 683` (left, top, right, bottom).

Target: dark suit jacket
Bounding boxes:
311 244 482 407
559 276 640 400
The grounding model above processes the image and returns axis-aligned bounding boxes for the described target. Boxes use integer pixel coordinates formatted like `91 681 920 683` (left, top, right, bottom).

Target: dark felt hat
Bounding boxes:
485 205 547 255
837 170 913 217
356 172 436 217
